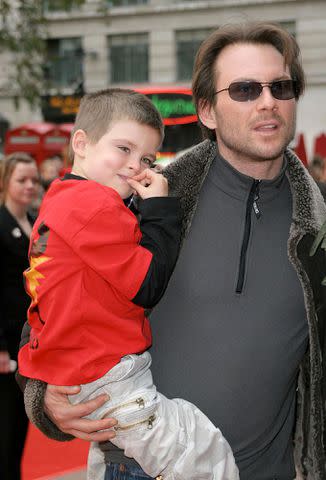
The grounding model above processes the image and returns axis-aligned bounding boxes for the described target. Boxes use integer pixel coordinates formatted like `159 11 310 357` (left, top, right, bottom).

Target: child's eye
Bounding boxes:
118 146 130 153
141 157 154 167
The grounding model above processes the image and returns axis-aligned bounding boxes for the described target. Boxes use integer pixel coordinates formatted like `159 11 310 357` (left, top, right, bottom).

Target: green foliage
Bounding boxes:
0 0 86 107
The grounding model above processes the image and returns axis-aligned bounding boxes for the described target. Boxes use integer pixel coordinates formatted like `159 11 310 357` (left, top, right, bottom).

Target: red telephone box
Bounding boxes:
58 123 74 136
4 122 71 165
43 124 73 158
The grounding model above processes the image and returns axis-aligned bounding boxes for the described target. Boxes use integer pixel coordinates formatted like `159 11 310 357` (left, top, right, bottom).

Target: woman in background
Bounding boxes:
0 152 39 480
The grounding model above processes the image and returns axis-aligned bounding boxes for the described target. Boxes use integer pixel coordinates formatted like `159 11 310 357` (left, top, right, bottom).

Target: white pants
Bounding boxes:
69 351 239 480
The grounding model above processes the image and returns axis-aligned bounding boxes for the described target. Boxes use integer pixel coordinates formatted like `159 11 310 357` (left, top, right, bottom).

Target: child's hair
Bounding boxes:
0 152 37 203
69 88 164 161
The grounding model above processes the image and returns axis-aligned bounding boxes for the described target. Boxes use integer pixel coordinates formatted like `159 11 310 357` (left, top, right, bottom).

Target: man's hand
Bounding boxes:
44 384 117 442
127 169 168 199
0 351 11 373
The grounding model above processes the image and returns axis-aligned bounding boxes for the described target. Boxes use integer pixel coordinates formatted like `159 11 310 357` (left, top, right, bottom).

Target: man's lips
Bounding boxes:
253 119 281 132
254 121 280 133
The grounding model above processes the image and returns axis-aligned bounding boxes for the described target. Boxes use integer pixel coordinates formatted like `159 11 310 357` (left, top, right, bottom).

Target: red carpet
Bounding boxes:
22 423 89 479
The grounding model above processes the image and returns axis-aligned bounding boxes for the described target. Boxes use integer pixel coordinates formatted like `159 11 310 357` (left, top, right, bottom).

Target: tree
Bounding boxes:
0 0 86 107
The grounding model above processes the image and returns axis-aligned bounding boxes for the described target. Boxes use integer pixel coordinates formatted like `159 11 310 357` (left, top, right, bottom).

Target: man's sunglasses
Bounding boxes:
214 79 298 102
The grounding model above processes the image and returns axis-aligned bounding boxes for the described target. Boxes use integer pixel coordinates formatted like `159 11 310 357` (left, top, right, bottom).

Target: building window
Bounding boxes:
42 0 80 12
176 29 212 81
109 34 148 83
107 0 148 6
44 38 84 90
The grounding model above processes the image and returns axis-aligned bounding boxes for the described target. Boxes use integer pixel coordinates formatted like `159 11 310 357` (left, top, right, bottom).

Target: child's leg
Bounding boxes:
68 352 239 480
114 393 239 480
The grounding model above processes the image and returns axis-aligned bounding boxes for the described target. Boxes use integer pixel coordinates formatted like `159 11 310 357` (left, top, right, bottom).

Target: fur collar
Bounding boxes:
164 140 326 240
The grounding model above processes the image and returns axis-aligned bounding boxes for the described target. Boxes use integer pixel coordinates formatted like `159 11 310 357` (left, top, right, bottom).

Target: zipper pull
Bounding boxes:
253 200 261 219
253 181 261 219
136 397 145 409
147 414 156 429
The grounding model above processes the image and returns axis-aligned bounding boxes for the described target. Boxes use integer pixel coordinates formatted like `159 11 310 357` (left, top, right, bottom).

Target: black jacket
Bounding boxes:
0 205 33 359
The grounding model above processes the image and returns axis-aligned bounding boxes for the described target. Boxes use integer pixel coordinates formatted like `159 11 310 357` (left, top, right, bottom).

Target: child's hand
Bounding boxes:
127 169 168 199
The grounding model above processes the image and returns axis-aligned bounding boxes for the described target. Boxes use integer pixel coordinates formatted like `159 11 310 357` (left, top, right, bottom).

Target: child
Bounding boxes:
18 88 239 480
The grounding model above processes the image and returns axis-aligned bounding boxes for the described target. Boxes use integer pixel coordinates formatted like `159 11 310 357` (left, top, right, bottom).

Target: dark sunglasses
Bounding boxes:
214 79 298 102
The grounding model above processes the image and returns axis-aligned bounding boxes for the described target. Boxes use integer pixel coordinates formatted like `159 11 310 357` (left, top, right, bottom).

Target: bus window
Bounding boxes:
161 122 202 154
136 87 202 165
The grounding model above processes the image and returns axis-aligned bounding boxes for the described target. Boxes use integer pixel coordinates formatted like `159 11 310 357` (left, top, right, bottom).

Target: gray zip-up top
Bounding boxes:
150 150 308 479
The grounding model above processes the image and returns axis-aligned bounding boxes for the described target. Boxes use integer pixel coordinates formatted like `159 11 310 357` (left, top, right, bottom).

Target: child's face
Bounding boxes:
82 120 161 199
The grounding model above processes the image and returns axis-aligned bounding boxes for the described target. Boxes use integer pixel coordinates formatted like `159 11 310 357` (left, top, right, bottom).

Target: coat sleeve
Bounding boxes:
24 378 74 441
132 197 181 308
16 320 73 440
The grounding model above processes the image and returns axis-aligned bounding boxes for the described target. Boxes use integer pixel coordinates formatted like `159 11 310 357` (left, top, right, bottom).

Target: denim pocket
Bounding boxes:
105 462 153 480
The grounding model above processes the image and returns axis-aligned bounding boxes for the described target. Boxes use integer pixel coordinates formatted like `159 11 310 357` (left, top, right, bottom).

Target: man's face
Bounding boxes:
200 43 297 166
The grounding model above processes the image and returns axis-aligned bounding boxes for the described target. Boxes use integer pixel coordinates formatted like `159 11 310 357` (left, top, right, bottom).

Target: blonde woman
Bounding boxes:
0 152 39 480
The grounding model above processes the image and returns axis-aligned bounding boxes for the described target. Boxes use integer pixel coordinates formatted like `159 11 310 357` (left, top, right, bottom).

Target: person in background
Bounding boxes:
0 152 39 480
39 156 63 192
16 22 326 480
34 156 64 214
308 154 326 198
59 144 73 177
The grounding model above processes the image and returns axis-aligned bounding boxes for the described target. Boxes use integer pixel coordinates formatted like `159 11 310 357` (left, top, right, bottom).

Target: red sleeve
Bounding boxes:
70 200 153 300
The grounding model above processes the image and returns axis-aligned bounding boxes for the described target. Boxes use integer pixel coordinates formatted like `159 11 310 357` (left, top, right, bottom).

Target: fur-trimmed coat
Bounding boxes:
164 140 326 480
18 140 326 479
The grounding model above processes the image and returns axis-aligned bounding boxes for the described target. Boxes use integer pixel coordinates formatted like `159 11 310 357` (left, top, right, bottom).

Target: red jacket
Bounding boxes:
19 178 152 385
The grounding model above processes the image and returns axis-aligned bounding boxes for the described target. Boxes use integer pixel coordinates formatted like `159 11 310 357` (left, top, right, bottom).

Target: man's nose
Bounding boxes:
256 85 278 110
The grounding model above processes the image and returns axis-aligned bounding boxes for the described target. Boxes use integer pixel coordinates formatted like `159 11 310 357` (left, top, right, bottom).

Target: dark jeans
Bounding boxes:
105 463 154 480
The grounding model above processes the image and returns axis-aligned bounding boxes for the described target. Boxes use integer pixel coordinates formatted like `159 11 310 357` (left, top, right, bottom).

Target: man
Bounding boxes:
19 22 326 480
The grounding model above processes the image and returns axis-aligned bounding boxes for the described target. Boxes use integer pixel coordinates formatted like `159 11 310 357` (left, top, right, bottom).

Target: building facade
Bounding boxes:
1 0 326 160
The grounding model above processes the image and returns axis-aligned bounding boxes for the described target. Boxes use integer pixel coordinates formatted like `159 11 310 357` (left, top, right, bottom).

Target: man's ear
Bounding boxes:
71 129 88 158
198 100 217 130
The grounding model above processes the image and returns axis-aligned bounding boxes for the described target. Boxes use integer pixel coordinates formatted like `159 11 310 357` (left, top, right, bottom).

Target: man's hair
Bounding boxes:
192 21 306 140
0 152 37 202
70 88 164 160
